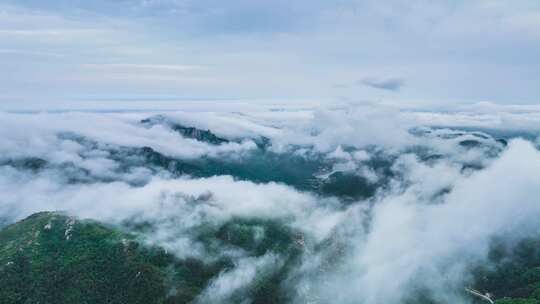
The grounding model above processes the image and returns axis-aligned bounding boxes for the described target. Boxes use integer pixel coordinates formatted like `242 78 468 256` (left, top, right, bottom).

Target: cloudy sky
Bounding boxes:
1 0 540 106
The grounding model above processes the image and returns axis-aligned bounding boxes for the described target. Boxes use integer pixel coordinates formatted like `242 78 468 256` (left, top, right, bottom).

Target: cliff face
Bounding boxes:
141 115 229 145
171 125 230 145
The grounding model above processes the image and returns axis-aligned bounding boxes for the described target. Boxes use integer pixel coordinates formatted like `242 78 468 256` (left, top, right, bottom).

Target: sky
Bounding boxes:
1 0 540 107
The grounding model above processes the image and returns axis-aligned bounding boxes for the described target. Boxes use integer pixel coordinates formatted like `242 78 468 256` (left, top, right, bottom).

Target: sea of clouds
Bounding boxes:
2 100 540 303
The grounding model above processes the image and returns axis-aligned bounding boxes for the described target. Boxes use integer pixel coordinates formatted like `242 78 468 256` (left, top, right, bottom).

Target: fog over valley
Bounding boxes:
2 102 540 303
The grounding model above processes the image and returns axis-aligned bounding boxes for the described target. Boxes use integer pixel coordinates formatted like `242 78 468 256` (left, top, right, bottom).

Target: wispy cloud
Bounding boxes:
1 0 540 103
81 63 207 72
359 77 406 92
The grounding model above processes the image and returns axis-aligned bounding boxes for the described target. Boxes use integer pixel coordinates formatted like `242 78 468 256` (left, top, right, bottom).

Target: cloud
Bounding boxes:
291 138 540 303
195 253 283 303
359 77 406 91
1 100 540 303
0 112 258 161
81 63 206 72
2 1 540 103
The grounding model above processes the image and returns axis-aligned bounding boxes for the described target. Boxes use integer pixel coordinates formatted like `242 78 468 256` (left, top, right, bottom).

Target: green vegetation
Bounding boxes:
5 212 540 304
0 157 47 171
472 238 540 304
0 212 235 304
496 299 539 304
0 212 304 304
0 212 168 304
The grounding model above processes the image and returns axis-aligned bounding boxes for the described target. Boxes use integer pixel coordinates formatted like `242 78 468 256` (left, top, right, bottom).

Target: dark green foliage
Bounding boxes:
0 253 32 304
115 143 384 201
189 149 391 201
132 216 303 303
0 213 241 304
0 212 168 304
1 120 397 201
0 213 309 304
214 218 302 257
321 171 375 201
472 238 540 303
496 299 539 304
0 157 48 171
215 218 303 303
170 125 229 145
461 163 485 172
166 258 233 303
35 118 394 200
459 139 483 148
496 139 508 147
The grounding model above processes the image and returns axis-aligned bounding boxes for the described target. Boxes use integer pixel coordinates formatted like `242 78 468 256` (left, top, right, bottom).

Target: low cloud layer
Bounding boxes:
1 103 540 303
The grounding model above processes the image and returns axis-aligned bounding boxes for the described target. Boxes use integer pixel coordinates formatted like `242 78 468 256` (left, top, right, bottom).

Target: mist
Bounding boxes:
1 102 539 303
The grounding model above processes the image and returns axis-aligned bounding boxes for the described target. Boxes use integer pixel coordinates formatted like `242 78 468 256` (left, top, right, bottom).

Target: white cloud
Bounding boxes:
1 100 540 303
196 253 283 303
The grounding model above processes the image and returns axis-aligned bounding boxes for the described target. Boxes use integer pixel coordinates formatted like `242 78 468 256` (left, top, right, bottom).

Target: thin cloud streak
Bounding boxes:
360 77 406 92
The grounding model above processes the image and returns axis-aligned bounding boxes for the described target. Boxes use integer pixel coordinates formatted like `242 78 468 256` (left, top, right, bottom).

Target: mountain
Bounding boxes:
0 212 238 304
0 212 300 304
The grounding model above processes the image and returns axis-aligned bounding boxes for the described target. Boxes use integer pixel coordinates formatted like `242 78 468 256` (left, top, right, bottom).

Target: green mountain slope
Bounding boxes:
4 212 540 304
0 212 169 304
0 213 299 304
0 212 237 304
